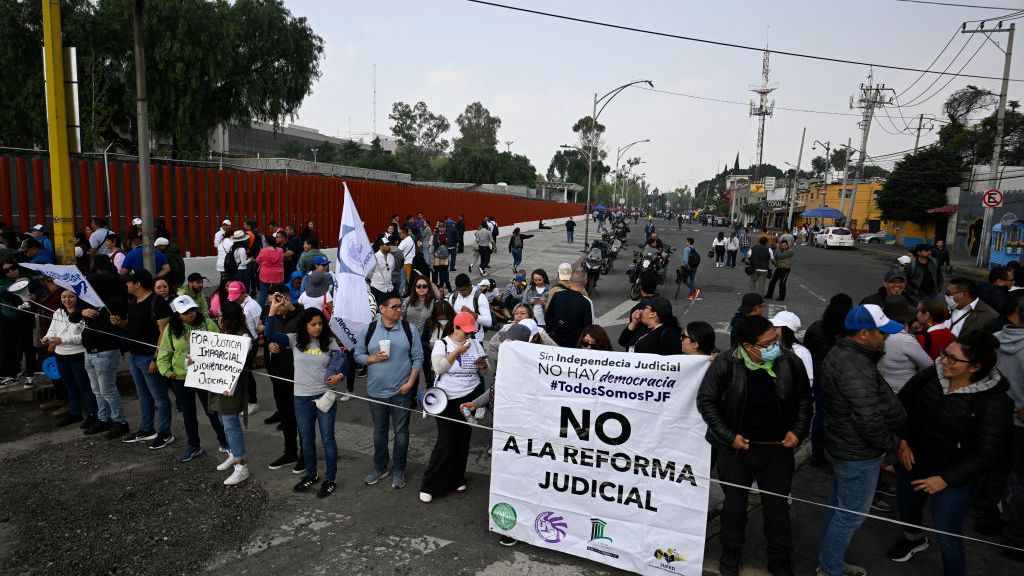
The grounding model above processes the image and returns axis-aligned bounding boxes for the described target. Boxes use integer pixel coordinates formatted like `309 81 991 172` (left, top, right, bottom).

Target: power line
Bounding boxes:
901 36 988 107
895 29 963 100
900 35 979 106
463 0 1024 82
892 0 1024 10
636 86 862 116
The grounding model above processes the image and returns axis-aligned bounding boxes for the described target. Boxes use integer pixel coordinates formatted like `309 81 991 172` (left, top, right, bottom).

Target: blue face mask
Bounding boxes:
759 343 782 362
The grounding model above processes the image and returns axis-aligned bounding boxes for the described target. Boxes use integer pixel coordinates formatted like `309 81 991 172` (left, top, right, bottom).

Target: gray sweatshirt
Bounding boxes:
354 320 424 399
878 331 932 394
996 325 1024 428
474 228 493 248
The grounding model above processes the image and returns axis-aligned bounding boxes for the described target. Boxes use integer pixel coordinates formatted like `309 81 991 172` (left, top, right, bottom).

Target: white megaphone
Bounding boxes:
420 388 449 416
7 279 31 303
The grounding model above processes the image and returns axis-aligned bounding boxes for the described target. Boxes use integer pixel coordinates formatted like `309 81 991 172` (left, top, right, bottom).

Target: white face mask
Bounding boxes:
438 319 449 327
945 295 957 310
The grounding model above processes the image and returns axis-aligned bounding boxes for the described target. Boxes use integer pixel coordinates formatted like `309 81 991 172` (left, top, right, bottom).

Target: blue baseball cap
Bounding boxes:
844 304 903 335
312 255 330 266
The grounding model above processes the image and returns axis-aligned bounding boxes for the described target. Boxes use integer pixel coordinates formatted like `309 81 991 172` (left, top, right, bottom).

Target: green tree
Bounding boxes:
876 145 961 224
809 156 828 178
454 101 500 151
389 100 450 154
830 148 852 173
0 0 324 154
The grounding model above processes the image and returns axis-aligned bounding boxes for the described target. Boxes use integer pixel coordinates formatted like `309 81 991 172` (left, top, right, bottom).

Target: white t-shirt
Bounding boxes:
432 336 484 398
448 290 492 341
298 291 333 313
793 342 814 382
367 252 395 292
398 236 416 263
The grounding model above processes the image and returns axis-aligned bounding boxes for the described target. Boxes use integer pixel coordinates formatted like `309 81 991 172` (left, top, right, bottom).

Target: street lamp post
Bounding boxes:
581 80 654 247
310 147 319 165
614 139 650 212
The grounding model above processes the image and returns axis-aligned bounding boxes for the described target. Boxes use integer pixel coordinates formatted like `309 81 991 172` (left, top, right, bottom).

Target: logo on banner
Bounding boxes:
491 503 517 530
534 511 568 544
649 547 688 572
586 518 619 559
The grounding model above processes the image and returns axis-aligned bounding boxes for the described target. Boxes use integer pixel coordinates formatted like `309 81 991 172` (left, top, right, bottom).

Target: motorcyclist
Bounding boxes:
645 233 669 268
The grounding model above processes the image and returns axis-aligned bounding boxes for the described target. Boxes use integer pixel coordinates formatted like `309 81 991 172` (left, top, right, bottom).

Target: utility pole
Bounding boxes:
41 0 75 264
845 69 894 228
786 127 806 230
812 140 831 209
963 21 1014 267
837 138 855 216
133 0 155 273
749 48 777 181
914 113 924 152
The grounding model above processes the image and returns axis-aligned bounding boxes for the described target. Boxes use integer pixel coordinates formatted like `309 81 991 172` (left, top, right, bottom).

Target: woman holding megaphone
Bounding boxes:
419 311 487 504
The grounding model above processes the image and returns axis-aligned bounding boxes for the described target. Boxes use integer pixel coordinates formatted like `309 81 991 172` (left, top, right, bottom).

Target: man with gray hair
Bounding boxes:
545 266 595 347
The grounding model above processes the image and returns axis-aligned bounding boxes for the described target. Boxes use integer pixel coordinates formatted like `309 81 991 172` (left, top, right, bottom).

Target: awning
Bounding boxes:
802 207 846 219
925 204 958 214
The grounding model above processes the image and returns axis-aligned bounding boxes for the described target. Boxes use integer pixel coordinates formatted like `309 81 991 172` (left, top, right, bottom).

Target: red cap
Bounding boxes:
453 311 477 334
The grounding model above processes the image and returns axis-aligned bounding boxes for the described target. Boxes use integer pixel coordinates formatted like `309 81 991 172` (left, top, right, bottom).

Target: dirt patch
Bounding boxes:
0 401 63 444
0 436 272 575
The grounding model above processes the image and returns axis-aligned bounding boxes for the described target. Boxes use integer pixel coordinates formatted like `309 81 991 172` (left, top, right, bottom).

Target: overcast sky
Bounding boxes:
285 0 1024 191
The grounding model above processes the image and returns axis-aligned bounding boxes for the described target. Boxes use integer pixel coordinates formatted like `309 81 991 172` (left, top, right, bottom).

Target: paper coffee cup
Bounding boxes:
379 340 391 356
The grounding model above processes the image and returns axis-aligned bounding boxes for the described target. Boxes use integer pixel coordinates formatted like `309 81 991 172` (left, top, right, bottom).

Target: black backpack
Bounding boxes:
687 247 701 269
364 319 414 359
223 243 241 276
448 289 481 315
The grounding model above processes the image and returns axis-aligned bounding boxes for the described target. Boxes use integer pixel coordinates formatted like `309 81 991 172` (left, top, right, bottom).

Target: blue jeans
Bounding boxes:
567 229 574 243
448 248 457 271
294 393 338 482
739 247 750 262
56 355 97 417
819 456 882 576
84 350 125 423
219 412 246 459
681 268 696 293
257 281 273 309
511 247 523 270
368 393 412 474
896 466 976 576
726 250 738 268
170 379 227 450
127 353 172 433
810 378 825 457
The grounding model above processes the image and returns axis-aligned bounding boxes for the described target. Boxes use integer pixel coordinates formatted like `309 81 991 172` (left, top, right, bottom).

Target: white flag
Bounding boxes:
330 182 375 349
19 263 107 309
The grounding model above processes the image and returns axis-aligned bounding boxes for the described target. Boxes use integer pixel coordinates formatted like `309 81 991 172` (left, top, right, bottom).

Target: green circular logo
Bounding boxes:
491 503 517 531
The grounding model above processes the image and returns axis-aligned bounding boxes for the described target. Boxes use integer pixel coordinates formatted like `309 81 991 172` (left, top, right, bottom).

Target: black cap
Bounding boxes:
19 237 41 250
738 292 764 313
186 272 207 282
124 268 153 285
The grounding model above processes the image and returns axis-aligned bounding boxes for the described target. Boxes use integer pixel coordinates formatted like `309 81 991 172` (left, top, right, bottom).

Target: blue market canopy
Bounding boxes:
802 207 846 219
592 204 609 211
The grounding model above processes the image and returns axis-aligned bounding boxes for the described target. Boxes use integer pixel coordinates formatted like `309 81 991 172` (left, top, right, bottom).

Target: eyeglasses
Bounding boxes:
579 339 596 348
384 304 402 310
751 339 778 350
415 284 429 289
940 350 971 364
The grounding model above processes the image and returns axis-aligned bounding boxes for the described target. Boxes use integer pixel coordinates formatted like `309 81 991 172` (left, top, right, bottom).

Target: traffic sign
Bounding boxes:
983 188 1004 208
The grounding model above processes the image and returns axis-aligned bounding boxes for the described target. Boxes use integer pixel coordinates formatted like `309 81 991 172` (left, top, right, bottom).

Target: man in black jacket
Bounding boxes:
264 287 305 473
698 315 811 576
818 304 907 576
545 268 595 347
859 267 913 307
903 244 942 302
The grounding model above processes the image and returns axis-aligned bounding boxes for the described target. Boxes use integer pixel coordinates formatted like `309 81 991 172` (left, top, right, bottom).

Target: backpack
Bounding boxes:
223 244 239 276
448 289 481 315
687 247 701 269
434 244 450 259
167 253 185 287
364 319 414 359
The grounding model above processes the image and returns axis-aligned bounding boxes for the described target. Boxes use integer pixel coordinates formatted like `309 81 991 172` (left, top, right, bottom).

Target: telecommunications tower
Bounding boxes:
748 48 777 181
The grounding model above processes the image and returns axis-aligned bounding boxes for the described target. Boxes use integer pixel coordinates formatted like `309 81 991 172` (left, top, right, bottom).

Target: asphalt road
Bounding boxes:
1 219 1017 576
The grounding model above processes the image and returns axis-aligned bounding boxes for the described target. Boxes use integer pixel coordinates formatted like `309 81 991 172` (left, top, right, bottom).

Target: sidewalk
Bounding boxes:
854 242 988 279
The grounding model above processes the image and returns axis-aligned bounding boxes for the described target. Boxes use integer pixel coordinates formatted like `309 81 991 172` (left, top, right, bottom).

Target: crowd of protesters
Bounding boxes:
1 215 1023 576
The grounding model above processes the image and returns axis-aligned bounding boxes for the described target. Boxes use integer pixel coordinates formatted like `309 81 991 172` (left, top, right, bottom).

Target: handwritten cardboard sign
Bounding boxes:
184 330 251 395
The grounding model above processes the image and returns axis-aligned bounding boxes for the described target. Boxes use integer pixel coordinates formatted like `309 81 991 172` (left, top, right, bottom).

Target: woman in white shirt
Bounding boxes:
712 231 727 268
43 290 97 428
419 311 487 504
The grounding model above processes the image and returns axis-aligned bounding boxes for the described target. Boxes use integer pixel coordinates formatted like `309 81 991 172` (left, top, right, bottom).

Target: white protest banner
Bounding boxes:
184 330 251 395
488 342 712 576
331 182 375 349
20 263 106 308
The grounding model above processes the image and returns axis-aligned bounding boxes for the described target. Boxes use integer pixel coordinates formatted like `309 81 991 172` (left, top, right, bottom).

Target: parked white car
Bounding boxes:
815 227 854 249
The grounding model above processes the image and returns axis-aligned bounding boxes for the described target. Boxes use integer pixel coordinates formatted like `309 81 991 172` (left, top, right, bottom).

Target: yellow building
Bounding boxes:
794 178 938 245
794 179 884 232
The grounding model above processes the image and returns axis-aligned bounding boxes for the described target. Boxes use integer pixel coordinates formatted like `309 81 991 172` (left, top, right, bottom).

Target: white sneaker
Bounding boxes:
247 403 259 416
419 492 433 503
224 463 249 486
217 454 241 471
339 394 351 402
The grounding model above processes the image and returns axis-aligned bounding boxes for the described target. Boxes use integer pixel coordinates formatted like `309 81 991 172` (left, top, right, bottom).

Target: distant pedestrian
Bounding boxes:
508 228 532 271
713 232 726 268
474 222 493 276
746 237 773 295
725 232 740 269
765 239 793 301
565 218 576 243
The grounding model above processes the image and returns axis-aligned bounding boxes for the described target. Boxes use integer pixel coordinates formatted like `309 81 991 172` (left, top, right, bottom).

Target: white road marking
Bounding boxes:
594 298 638 327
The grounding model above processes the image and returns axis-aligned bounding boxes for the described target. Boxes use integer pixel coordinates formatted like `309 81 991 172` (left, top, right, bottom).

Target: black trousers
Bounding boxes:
420 387 480 497
477 246 492 270
269 368 299 458
766 268 791 300
717 444 795 568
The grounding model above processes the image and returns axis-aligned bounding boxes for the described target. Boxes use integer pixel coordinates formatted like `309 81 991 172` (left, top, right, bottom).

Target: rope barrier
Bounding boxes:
2 298 1023 554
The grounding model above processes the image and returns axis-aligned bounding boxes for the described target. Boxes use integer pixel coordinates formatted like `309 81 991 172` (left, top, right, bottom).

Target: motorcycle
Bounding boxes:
583 242 607 295
626 245 672 300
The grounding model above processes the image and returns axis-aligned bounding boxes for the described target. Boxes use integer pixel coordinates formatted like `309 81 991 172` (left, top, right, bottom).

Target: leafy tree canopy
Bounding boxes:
876 145 961 224
454 101 500 151
389 100 450 155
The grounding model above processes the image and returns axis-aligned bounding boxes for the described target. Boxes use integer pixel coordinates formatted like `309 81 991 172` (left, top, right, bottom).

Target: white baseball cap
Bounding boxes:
170 295 198 314
154 237 169 247
31 224 45 231
132 217 143 226
478 279 490 288
770 311 802 334
222 219 232 226
517 318 539 340
557 262 572 281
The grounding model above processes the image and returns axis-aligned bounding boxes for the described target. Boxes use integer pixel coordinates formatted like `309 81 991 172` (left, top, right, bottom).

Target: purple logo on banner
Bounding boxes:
534 511 568 544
